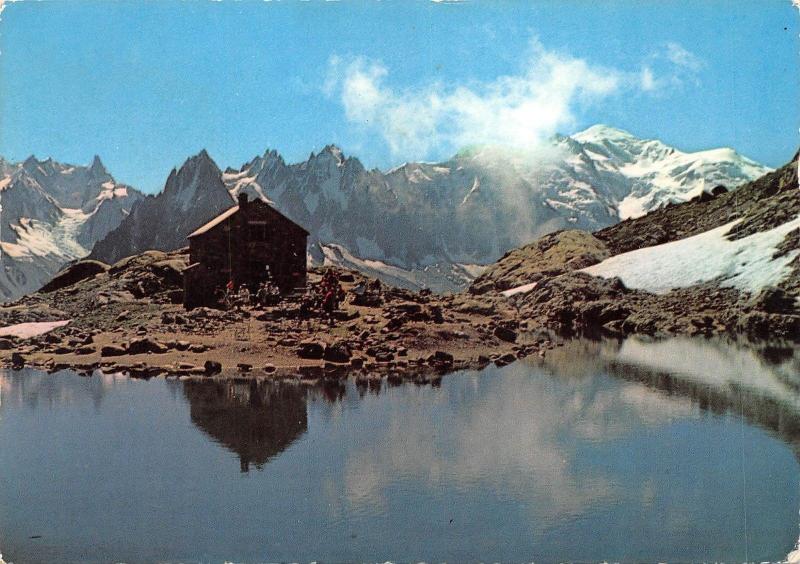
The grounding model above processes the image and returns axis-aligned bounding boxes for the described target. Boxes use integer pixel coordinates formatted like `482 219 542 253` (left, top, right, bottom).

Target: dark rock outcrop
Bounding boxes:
39 260 110 293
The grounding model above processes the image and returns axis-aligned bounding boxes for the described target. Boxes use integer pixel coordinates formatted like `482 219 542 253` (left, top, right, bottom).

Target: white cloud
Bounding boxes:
640 66 657 91
666 41 705 72
326 39 704 159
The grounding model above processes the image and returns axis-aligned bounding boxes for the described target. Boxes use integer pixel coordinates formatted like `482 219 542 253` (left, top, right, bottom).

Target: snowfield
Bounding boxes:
581 215 800 295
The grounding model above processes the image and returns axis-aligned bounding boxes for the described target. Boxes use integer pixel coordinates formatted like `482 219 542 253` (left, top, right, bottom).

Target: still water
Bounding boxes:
1 338 799 563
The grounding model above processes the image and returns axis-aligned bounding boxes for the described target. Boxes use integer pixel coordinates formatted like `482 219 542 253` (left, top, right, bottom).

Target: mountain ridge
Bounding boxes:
88 125 770 291
0 155 143 301
3 125 772 298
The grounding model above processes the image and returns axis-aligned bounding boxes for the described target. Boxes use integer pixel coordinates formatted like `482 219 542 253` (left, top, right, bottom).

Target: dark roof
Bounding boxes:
187 201 309 239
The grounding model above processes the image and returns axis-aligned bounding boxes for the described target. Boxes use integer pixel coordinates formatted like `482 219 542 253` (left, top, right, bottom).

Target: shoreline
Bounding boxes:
1 252 797 379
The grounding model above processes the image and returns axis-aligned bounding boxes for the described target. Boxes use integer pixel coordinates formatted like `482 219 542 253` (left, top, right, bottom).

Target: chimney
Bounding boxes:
237 192 249 209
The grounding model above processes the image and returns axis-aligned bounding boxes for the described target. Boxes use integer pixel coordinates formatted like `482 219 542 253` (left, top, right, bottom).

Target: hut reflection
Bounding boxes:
182 379 309 472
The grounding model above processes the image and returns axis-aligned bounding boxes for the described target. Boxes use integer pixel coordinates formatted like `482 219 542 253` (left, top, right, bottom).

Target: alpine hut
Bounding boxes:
183 193 309 308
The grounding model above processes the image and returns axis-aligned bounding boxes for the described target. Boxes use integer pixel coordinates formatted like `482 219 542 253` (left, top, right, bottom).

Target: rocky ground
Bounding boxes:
1 153 798 379
0 250 560 380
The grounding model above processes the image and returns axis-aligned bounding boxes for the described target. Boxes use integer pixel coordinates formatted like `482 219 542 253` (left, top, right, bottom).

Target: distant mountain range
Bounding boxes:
0 155 142 301
1 125 772 300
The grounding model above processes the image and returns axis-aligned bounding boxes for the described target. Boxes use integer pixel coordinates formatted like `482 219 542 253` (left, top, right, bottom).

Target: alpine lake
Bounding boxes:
1 337 799 563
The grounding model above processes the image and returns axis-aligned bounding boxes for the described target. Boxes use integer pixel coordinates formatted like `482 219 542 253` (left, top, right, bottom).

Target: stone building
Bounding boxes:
183 193 308 308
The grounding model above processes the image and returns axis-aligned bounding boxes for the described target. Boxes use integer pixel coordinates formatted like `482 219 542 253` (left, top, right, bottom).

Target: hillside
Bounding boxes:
470 152 800 340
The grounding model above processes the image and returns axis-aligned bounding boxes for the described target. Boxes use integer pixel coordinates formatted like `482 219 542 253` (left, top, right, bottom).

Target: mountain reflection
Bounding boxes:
181 379 308 472
0 368 128 411
541 338 800 457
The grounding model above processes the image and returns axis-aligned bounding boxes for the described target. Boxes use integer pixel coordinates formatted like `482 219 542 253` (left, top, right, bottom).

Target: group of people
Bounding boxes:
296 270 346 323
214 278 281 310
212 269 347 324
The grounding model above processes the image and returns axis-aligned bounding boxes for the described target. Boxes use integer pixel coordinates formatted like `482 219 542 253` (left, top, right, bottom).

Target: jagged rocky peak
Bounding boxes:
307 144 349 169
244 149 287 174
167 150 223 192
321 144 344 160
186 148 216 169
88 154 111 178
22 154 40 170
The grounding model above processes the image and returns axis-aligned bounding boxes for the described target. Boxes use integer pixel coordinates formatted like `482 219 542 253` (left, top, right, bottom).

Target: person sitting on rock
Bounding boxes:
214 286 226 309
238 286 251 308
256 282 269 308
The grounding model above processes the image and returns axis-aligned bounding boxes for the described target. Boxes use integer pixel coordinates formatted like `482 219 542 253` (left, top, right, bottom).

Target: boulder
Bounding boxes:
323 340 352 363
203 360 222 375
39 260 109 293
127 337 168 355
753 286 796 314
493 325 518 343
100 344 128 357
375 352 394 363
494 352 517 366
296 340 325 359
430 350 454 366
10 352 24 368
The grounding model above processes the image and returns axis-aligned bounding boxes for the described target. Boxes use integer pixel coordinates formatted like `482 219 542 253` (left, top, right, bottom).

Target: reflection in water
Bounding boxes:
542 337 800 457
0 337 798 562
182 379 308 472
0 368 129 411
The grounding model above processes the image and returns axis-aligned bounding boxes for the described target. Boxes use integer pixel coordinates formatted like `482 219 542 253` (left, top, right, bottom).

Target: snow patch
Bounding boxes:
0 320 70 339
501 281 538 297
461 177 480 205
582 216 800 295
617 194 650 220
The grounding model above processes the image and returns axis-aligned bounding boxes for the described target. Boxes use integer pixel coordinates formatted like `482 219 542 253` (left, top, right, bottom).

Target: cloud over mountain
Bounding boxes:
326 39 704 160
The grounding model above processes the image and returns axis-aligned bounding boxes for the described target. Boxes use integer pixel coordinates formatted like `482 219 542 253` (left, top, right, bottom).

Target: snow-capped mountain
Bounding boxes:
572 125 770 218
0 155 143 301
87 125 770 292
220 126 769 288
89 150 235 265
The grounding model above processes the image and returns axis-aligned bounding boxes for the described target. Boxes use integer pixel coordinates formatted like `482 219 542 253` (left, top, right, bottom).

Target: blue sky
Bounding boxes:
1 0 797 193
